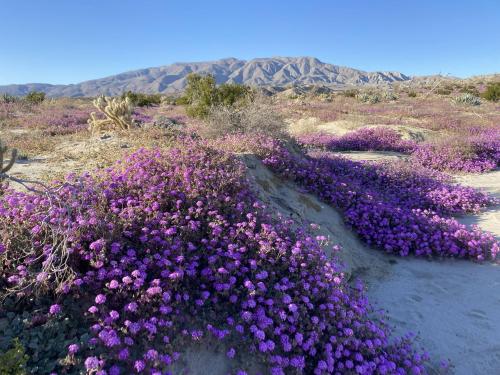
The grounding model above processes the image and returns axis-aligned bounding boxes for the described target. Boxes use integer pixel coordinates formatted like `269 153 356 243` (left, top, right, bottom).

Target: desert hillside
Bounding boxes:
0 57 411 97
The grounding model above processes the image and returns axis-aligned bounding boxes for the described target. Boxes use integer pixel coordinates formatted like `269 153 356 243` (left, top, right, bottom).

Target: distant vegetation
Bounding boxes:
121 91 162 107
25 91 46 105
482 82 500 102
453 93 481 106
181 73 252 118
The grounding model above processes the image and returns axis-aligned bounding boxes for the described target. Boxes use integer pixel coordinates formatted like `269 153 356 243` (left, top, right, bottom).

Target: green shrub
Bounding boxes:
1 94 20 103
342 89 359 98
436 88 452 95
217 83 252 106
121 91 162 107
459 85 480 96
182 73 218 118
407 91 417 98
482 82 500 102
181 73 251 118
0 338 28 375
382 91 398 101
356 92 380 104
24 91 45 105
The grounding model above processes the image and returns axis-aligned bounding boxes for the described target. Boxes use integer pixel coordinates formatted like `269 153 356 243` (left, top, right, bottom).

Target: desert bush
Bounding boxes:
436 88 452 95
21 106 91 136
87 96 134 134
411 131 500 173
452 93 481 106
482 82 500 102
121 91 162 107
202 96 286 138
298 127 416 153
382 91 398 101
216 82 252 106
407 91 417 98
0 338 28 374
341 89 359 98
356 92 380 104
24 91 46 105
1 93 20 103
182 73 251 118
458 85 480 96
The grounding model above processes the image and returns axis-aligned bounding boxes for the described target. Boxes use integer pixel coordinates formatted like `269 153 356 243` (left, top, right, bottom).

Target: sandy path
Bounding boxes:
454 170 500 239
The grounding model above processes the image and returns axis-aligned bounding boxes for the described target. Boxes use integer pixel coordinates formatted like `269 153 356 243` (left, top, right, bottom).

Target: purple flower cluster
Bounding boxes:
298 127 416 153
298 126 500 174
410 132 500 173
254 137 498 260
0 142 427 373
22 106 92 135
132 110 153 124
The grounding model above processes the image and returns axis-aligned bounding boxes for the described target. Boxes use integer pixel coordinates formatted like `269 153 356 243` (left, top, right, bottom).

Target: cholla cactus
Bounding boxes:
0 139 17 180
453 93 481 106
88 96 134 134
382 91 398 101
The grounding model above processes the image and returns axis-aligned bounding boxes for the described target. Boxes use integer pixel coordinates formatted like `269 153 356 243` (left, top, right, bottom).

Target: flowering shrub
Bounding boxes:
299 127 500 173
298 127 417 153
248 137 499 260
22 106 91 135
411 132 500 173
0 143 428 374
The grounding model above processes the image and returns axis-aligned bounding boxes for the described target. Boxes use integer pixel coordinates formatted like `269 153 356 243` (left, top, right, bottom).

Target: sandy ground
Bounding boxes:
245 155 500 375
454 170 500 240
290 117 436 141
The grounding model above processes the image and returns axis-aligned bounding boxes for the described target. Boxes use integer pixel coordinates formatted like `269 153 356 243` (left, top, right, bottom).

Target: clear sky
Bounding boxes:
1 0 499 84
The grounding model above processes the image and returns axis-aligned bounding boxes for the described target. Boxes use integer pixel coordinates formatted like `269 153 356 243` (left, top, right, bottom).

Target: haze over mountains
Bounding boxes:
0 57 412 97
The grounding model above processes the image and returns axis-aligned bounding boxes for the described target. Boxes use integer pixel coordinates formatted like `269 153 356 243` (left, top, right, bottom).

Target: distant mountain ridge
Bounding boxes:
0 57 412 97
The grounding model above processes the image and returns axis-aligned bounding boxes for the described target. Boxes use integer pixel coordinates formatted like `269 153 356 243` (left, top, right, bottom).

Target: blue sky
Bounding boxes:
1 0 499 84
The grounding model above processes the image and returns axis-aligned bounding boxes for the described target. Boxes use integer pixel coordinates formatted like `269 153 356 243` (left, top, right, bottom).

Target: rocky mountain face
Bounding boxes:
0 57 411 97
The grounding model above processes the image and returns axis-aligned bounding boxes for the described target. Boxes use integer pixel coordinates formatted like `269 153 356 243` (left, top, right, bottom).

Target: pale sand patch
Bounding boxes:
454 169 500 239
330 150 408 162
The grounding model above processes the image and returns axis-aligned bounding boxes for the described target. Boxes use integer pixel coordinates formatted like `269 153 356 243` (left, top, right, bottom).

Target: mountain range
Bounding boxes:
0 57 412 97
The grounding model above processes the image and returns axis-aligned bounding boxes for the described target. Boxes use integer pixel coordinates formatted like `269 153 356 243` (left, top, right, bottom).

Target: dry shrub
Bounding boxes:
288 117 321 135
200 96 286 139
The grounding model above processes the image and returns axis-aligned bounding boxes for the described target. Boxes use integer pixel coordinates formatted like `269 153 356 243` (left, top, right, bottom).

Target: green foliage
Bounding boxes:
436 88 452 95
0 338 28 375
216 83 252 106
382 91 398 101
458 85 480 96
0 296 89 374
342 89 359 98
356 92 381 104
1 94 19 103
482 82 500 102
407 91 417 98
24 91 45 105
121 91 162 107
181 73 251 118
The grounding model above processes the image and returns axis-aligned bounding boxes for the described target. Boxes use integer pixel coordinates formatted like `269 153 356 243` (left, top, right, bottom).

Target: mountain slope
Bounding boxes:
0 57 411 97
